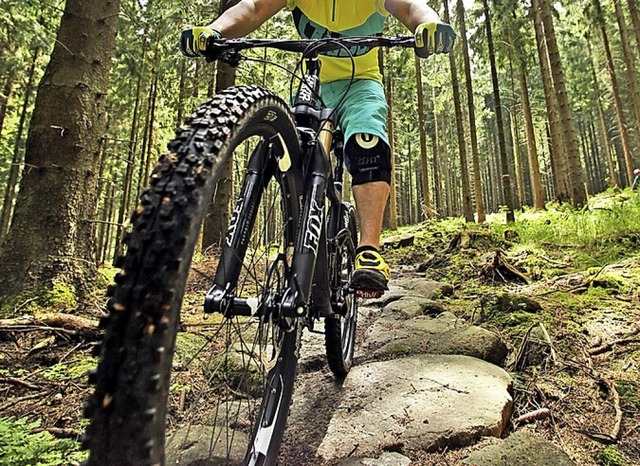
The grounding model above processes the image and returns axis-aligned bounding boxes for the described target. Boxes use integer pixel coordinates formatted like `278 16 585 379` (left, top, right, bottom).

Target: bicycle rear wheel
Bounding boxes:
83 86 302 466
325 203 358 377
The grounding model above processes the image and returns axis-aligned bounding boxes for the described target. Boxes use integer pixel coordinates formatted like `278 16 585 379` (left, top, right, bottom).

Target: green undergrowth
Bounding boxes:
385 189 640 279
599 445 629 466
0 417 85 466
489 190 640 271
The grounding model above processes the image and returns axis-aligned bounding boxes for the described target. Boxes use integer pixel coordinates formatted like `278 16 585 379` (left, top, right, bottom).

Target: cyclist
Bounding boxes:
180 0 455 293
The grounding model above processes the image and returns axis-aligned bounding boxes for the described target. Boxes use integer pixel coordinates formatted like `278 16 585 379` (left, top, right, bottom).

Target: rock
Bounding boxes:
336 452 412 466
393 277 454 299
166 424 248 465
382 296 445 318
362 284 406 307
480 292 542 316
382 233 415 249
317 354 513 461
463 430 576 465
364 312 508 366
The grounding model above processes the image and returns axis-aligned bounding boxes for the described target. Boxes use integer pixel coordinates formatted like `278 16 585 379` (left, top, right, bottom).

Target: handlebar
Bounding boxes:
206 35 415 61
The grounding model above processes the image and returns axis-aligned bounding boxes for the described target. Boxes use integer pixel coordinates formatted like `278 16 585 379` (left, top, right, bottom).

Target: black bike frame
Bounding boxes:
205 53 347 320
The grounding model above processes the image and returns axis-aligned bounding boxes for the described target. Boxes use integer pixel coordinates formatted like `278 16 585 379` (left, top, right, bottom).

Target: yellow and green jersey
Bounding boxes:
286 0 389 83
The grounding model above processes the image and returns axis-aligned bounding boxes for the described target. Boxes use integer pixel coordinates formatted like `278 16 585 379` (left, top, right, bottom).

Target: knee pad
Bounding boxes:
344 133 391 185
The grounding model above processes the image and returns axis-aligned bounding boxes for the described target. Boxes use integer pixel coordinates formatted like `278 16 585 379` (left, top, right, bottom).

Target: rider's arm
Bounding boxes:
207 0 288 38
384 0 441 32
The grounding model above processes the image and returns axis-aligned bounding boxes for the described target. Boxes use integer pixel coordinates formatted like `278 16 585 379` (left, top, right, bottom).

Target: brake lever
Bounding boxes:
205 48 243 67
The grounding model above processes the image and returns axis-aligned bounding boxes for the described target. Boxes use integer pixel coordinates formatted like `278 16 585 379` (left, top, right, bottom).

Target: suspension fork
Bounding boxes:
280 135 333 317
205 140 282 315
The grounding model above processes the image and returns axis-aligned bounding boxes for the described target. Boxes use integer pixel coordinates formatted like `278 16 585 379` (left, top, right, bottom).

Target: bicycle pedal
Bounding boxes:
354 289 384 299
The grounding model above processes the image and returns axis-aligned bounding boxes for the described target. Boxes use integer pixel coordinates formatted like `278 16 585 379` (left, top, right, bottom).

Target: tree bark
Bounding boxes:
517 67 545 209
613 0 640 154
443 0 473 222
0 0 121 302
483 0 515 222
383 48 398 230
531 0 569 201
593 0 636 185
0 50 39 242
202 0 239 250
457 0 485 222
586 39 617 186
0 78 12 138
537 0 586 206
114 35 147 259
414 55 433 219
628 0 640 56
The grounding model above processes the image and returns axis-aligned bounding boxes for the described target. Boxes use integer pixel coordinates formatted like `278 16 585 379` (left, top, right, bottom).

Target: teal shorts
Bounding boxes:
320 79 389 146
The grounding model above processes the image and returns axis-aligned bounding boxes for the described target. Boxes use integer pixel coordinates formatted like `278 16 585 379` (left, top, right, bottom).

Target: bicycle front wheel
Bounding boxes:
83 86 301 466
325 203 359 377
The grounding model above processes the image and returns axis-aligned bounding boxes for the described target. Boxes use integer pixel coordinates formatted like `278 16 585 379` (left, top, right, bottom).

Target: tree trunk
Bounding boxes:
483 0 515 222
456 0 484 222
431 87 443 216
0 78 12 137
202 0 239 250
593 0 636 185
383 49 398 230
614 0 640 153
537 0 586 206
586 39 617 186
114 35 147 259
628 0 640 56
0 0 121 302
531 0 569 201
176 59 187 127
0 50 39 242
443 0 473 222
507 2 545 210
414 55 432 219
510 107 525 208
517 67 545 209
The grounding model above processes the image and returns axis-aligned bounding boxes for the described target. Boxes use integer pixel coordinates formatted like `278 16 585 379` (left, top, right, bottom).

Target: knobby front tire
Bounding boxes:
325 203 358 377
83 86 302 466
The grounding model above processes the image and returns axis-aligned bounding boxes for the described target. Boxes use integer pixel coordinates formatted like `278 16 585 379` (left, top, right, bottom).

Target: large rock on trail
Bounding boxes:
463 430 576 465
316 354 513 462
363 311 509 366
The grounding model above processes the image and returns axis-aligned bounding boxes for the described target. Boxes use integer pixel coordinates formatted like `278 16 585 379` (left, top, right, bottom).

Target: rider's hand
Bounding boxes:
414 21 456 58
179 26 222 57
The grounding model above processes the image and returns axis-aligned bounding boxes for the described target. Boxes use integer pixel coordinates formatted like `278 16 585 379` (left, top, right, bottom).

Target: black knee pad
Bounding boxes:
344 133 391 185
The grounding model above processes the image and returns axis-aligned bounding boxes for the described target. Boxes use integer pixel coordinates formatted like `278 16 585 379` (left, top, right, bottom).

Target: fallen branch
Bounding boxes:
479 249 530 284
0 391 49 412
0 313 100 339
513 408 551 424
569 355 624 443
589 337 640 356
0 377 41 391
538 322 557 365
589 324 640 356
31 427 80 439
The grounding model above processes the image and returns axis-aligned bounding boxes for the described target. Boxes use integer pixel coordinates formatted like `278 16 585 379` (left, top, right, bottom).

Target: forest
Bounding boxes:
0 0 639 465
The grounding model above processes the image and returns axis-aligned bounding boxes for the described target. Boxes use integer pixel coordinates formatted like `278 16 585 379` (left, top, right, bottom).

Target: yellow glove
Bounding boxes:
415 21 456 58
179 26 222 57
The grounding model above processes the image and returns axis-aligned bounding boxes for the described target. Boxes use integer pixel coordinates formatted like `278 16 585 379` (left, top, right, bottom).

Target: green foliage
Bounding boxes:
0 417 85 466
41 283 78 310
0 281 78 318
616 380 640 411
598 445 629 466
489 192 640 271
42 356 97 382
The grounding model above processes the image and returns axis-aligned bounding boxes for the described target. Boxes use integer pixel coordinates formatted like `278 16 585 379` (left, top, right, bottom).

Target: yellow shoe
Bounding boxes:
351 247 390 292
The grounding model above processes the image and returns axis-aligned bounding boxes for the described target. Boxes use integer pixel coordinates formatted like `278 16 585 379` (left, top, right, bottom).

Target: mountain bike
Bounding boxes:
83 35 415 466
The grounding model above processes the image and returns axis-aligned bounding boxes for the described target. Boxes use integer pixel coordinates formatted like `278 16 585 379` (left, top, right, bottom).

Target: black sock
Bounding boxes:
356 245 379 255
